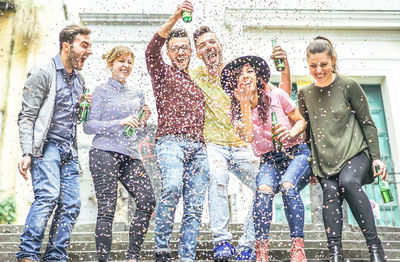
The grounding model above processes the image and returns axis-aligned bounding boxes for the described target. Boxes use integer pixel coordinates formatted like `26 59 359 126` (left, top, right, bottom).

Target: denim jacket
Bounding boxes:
18 58 85 157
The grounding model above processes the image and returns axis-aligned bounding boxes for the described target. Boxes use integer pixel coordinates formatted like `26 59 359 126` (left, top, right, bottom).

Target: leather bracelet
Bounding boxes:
22 153 33 159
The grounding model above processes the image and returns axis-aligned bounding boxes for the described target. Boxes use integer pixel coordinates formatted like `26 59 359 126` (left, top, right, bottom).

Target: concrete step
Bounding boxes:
2 223 400 261
3 230 400 243
2 248 400 261
2 239 400 253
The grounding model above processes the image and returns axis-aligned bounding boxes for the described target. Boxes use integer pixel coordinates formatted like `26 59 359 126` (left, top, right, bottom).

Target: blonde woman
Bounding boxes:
84 46 155 262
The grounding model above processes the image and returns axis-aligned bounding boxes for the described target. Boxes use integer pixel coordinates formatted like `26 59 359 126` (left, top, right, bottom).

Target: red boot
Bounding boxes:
290 238 307 262
256 239 269 262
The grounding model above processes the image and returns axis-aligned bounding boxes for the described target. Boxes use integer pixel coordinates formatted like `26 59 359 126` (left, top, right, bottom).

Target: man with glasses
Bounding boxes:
145 1 210 261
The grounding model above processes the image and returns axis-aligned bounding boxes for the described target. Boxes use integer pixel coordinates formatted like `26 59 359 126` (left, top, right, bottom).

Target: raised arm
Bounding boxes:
271 45 292 95
145 1 194 75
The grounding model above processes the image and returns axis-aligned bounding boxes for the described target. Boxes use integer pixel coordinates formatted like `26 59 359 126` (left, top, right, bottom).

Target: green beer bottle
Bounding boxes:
182 11 192 23
271 111 283 151
376 166 394 203
78 88 90 123
123 108 145 138
271 39 285 72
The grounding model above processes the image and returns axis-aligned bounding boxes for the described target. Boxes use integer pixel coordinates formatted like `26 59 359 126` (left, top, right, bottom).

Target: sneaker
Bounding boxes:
155 251 171 262
214 241 236 260
235 247 256 261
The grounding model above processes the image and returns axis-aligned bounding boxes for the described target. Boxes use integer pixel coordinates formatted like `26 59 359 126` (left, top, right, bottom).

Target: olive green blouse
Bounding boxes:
298 75 380 178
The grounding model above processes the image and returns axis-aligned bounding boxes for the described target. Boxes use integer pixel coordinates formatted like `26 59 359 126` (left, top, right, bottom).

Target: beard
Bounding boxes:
68 46 83 71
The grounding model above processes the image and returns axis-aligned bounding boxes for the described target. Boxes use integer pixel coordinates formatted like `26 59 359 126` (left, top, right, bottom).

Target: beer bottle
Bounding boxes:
271 39 285 72
182 11 192 23
78 88 90 123
271 111 283 151
376 166 394 203
123 108 145 138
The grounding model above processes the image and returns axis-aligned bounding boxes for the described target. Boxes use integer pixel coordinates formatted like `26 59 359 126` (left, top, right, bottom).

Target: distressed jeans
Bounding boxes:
207 143 258 249
154 135 210 261
254 143 311 240
16 142 81 262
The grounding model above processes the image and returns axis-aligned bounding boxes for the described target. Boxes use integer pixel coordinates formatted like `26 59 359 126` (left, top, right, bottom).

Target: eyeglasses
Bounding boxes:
169 45 191 54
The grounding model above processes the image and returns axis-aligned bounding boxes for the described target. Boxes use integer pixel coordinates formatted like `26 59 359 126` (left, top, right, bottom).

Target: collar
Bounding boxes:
108 77 127 91
53 54 77 77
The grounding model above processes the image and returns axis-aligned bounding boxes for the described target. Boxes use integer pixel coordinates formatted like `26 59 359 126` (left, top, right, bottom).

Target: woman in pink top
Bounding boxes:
221 56 311 262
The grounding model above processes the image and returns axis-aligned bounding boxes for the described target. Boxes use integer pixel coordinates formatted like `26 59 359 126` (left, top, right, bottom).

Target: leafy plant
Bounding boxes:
0 197 16 224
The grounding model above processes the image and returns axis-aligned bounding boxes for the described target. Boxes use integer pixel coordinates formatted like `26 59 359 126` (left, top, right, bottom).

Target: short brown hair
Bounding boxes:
193 26 212 45
102 46 135 68
59 24 91 50
166 28 190 49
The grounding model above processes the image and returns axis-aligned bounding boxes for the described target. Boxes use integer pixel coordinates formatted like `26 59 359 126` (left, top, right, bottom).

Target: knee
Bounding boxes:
35 189 60 209
258 184 273 193
97 203 117 222
137 196 156 214
281 182 299 198
322 188 341 205
282 181 295 191
339 176 359 192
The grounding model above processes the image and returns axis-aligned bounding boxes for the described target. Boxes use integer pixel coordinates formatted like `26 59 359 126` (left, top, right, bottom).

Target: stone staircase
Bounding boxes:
1 223 400 261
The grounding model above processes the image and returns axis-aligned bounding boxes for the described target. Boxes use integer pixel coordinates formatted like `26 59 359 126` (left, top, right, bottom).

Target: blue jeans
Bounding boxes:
207 143 257 249
253 143 311 240
154 135 210 261
16 142 81 262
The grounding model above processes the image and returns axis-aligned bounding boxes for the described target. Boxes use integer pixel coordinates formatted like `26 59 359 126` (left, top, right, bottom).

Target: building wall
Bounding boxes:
0 0 66 223
1 0 399 224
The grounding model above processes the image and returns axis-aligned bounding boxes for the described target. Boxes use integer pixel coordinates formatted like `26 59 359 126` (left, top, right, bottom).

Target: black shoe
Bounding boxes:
329 245 344 262
369 243 387 262
155 251 171 262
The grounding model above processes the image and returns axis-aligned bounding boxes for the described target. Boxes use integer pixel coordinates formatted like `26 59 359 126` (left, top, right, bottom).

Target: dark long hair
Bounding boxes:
230 64 271 125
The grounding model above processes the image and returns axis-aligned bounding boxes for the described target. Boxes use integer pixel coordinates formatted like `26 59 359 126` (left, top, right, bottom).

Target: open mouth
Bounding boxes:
176 57 187 64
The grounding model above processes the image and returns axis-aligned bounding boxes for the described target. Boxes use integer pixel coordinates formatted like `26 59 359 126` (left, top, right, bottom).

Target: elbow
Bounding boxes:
82 123 95 135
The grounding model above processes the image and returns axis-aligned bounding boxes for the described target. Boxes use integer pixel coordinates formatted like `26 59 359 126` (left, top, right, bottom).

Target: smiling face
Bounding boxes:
195 32 223 68
307 51 336 87
167 37 192 71
66 34 92 71
237 64 257 93
110 53 133 84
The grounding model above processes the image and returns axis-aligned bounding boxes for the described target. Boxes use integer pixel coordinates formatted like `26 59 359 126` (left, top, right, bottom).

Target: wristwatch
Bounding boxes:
22 153 33 159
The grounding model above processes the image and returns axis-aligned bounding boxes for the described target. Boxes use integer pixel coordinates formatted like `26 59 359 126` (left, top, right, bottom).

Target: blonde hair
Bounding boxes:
306 36 338 74
102 46 135 68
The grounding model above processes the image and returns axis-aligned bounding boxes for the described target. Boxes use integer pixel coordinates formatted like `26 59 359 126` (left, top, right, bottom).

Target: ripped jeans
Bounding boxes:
253 143 311 240
207 143 258 248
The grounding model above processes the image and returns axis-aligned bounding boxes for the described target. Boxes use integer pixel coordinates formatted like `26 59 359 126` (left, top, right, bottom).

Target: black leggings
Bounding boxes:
89 149 156 261
318 152 381 248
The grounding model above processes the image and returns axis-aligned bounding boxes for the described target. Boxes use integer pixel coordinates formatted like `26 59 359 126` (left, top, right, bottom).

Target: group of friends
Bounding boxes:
16 1 390 262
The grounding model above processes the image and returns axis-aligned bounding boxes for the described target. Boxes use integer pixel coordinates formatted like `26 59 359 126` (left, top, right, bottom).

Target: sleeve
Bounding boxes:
17 67 50 155
145 33 167 81
83 86 122 136
347 80 381 161
297 88 311 145
278 88 296 115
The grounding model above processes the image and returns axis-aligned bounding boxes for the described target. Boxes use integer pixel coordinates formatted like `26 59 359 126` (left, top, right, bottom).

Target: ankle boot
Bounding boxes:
329 245 344 262
255 239 269 262
369 243 387 262
290 238 307 262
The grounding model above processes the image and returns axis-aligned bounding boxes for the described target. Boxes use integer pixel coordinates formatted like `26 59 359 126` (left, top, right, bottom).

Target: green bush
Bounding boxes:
0 197 16 224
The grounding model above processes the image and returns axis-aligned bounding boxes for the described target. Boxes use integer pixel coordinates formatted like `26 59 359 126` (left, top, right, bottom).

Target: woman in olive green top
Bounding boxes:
298 36 388 262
